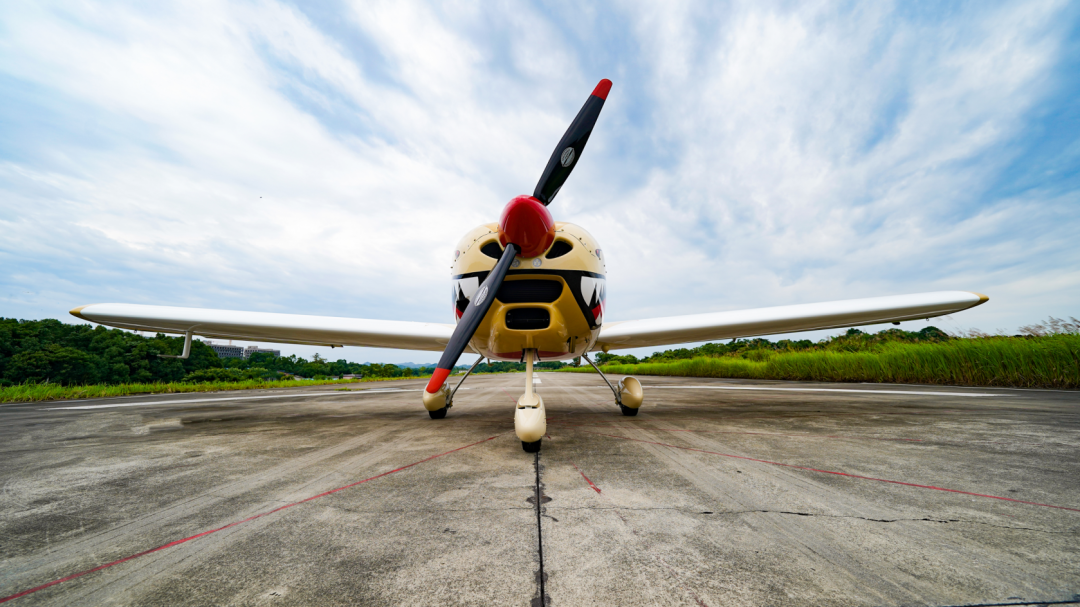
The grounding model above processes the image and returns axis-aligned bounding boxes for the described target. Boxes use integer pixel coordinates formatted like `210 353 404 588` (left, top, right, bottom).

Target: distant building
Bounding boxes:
205 342 244 359
243 346 281 359
202 340 280 359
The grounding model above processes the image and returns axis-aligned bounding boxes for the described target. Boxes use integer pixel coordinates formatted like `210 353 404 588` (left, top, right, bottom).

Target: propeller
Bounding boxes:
534 79 612 205
425 79 612 397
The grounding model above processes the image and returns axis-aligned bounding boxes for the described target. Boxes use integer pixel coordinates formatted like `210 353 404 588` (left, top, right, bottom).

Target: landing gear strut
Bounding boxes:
514 349 546 452
581 353 643 416
423 355 485 419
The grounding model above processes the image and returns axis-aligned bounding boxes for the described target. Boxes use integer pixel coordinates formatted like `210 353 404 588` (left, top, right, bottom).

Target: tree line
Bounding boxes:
592 326 953 365
1 318 442 386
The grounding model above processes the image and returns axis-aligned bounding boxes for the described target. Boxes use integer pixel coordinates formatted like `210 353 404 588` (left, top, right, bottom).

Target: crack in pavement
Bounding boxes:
302 505 536 514
531 451 549 607
930 599 1080 607
544 506 1074 533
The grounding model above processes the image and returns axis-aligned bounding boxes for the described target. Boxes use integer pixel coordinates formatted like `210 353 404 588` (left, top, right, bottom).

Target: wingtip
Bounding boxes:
969 292 989 306
69 305 91 320
591 79 612 100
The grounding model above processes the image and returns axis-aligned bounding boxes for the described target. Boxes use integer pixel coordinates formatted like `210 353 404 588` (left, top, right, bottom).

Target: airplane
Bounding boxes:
69 79 989 453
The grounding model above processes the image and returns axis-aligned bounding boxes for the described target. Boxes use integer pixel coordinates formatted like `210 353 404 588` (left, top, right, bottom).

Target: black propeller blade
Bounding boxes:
533 79 612 205
426 243 520 394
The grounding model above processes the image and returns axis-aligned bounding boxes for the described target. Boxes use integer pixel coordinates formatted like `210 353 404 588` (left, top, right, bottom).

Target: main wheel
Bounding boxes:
619 404 639 416
522 439 541 453
428 407 448 419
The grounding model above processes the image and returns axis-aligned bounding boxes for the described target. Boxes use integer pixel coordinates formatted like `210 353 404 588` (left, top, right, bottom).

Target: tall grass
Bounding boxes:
562 335 1080 389
0 376 423 405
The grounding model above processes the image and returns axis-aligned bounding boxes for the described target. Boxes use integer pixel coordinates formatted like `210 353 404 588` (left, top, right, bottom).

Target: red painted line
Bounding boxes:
586 431 1080 513
570 461 602 494
568 460 708 606
0 434 503 604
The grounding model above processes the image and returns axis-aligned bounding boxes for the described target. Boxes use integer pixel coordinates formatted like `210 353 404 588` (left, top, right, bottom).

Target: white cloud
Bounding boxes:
0 0 1077 364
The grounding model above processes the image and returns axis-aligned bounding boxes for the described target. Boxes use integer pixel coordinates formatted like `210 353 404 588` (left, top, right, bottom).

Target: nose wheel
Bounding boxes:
522 439 541 453
619 404 638 416
428 407 448 419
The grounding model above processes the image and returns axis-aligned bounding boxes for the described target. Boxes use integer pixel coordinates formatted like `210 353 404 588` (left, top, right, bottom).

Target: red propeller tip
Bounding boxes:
426 367 451 393
591 79 612 100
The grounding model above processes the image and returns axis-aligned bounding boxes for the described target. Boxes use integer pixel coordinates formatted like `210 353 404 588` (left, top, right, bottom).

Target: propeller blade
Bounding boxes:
426 243 520 394
532 79 612 205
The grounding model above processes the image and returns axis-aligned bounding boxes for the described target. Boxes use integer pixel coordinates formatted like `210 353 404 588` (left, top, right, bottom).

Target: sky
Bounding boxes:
1 0 1078 365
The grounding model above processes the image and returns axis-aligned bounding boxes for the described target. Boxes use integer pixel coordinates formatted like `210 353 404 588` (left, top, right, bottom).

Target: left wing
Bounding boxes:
70 304 455 351
595 291 987 350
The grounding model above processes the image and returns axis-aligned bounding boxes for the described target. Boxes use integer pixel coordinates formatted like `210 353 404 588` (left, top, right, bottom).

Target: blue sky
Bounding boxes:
1 0 1078 364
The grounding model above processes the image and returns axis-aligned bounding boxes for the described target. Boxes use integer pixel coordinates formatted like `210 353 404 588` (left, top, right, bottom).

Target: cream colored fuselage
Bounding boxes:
450 222 606 362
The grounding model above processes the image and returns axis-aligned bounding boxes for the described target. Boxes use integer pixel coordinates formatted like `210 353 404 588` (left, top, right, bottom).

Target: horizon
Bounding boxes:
2 2 1077 363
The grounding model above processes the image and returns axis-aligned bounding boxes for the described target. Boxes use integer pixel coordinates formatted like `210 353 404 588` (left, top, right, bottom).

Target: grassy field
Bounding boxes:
0 368 544 405
0 376 423 404
562 335 1080 389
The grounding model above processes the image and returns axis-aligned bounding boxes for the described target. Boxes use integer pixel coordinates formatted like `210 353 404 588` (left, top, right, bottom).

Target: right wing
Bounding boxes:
596 291 987 350
70 303 455 351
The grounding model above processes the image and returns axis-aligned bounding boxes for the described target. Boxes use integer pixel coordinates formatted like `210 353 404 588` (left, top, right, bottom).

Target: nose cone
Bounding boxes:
498 195 555 258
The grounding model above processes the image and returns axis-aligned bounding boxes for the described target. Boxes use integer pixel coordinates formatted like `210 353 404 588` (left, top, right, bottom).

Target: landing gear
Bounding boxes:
514 349 547 450
582 353 644 415
423 356 485 419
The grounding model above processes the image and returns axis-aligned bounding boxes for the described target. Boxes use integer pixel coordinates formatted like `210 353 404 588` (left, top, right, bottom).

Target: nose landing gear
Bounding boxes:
515 349 546 452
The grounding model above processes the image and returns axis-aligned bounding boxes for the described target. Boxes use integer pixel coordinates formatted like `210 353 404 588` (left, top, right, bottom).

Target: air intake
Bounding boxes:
505 308 550 330
496 280 563 303
480 241 503 259
545 239 573 259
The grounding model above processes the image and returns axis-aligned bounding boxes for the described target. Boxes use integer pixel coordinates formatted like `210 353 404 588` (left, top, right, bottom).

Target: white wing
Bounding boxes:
596 291 987 350
71 304 454 351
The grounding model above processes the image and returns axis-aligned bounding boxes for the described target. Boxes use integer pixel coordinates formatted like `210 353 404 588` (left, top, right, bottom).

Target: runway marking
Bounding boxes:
570 461 602 494
587 431 1080 513
0 433 503 605
566 460 711 607
44 389 421 410
643 385 1005 397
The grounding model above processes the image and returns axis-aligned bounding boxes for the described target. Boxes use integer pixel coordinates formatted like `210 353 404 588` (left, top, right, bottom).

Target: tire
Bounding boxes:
619 404 639 416
522 439 541 453
428 407 448 419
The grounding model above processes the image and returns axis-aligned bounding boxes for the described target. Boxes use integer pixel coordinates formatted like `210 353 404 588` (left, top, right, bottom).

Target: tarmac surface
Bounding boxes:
0 372 1078 606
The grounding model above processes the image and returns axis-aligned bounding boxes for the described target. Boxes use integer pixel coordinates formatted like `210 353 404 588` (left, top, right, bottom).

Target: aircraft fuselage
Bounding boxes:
451 222 606 362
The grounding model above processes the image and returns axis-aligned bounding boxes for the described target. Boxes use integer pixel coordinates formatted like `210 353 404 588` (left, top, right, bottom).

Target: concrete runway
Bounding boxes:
1 373 1078 606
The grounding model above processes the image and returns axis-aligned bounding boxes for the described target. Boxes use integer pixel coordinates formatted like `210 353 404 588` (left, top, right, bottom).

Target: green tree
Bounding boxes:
4 345 100 385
